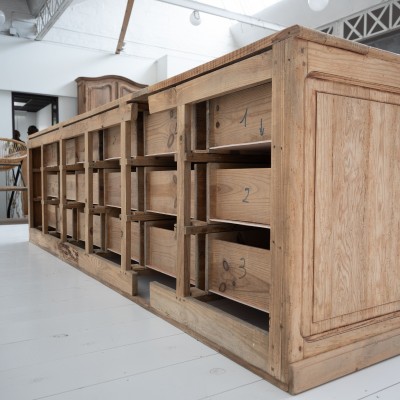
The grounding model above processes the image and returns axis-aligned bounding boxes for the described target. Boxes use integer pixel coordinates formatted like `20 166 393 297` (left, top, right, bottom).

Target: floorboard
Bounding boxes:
0 224 399 400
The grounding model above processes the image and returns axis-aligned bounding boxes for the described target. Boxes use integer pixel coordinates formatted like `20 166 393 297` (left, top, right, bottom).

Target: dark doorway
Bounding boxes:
12 92 59 138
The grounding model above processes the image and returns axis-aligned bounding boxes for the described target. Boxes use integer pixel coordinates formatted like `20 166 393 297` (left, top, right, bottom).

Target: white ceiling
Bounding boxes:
0 0 391 62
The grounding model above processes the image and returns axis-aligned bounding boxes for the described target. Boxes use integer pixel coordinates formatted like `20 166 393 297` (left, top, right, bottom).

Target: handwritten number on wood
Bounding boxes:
240 108 248 127
238 257 247 279
167 133 175 148
259 118 265 136
242 187 250 203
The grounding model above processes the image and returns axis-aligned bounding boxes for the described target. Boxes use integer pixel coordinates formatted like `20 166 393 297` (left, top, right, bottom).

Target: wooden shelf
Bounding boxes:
0 186 27 192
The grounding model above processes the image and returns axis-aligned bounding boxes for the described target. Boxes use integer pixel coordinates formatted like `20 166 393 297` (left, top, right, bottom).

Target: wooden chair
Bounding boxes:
0 138 28 218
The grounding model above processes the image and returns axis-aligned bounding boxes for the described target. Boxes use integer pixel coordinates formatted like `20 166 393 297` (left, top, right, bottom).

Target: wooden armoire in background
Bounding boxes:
75 75 147 114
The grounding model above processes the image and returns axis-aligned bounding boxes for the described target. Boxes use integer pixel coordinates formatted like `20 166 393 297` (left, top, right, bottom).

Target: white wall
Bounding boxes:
14 110 36 142
59 96 77 122
0 91 13 219
156 54 212 82
0 35 157 98
0 91 13 138
36 104 52 131
48 0 236 61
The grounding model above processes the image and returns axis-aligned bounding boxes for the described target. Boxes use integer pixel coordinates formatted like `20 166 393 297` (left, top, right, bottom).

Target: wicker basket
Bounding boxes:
0 138 27 171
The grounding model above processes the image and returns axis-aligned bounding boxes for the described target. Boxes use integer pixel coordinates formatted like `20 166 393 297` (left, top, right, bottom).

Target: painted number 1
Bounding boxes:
240 108 248 127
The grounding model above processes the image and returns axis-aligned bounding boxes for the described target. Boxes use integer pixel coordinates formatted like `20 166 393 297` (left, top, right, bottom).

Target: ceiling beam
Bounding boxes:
155 0 285 31
36 0 74 40
116 0 135 54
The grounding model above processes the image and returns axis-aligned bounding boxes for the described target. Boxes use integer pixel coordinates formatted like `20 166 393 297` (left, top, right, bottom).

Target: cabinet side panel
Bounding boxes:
312 86 400 331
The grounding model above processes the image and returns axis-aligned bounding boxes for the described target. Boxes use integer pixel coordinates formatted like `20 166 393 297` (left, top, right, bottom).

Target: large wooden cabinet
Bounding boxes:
75 75 147 113
29 26 400 394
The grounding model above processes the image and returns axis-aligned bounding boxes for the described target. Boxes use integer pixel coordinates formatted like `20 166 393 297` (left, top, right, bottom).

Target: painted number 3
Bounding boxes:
238 257 246 279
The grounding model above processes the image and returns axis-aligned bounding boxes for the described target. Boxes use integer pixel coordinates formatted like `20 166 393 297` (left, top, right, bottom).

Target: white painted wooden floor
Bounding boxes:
1 224 399 400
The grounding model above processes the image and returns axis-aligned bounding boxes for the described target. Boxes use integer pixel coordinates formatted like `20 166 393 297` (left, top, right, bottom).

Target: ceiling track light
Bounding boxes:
190 10 201 26
308 0 329 12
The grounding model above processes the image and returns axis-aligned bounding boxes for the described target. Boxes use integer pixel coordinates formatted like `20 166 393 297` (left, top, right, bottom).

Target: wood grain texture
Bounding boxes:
308 41 400 94
148 87 177 114
46 173 59 198
176 52 272 105
47 204 58 230
311 82 400 334
59 139 67 241
103 125 121 159
84 131 93 253
175 104 192 298
65 138 77 165
145 169 195 218
280 39 309 371
66 174 76 200
73 172 99 204
43 143 58 167
76 75 146 113
144 109 177 156
31 170 42 199
78 212 101 248
150 282 270 373
268 37 308 382
30 149 42 229
74 134 100 164
104 171 138 209
289 326 400 394
41 145 48 234
103 123 137 159
107 217 140 261
209 84 272 148
30 228 137 296
209 167 270 226
29 105 132 148
27 149 35 227
208 238 270 312
120 115 132 272
146 225 196 284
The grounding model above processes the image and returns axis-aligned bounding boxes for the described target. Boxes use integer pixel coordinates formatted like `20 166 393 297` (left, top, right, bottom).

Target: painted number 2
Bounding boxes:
242 187 250 203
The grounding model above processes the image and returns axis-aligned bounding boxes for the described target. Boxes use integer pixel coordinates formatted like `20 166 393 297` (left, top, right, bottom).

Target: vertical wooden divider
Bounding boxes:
41 144 48 234
136 110 145 267
176 104 192 297
269 39 286 382
84 131 94 253
269 37 308 386
59 139 67 242
282 39 308 377
72 208 78 241
194 163 206 290
28 148 34 228
98 130 106 251
194 102 207 290
121 104 137 272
